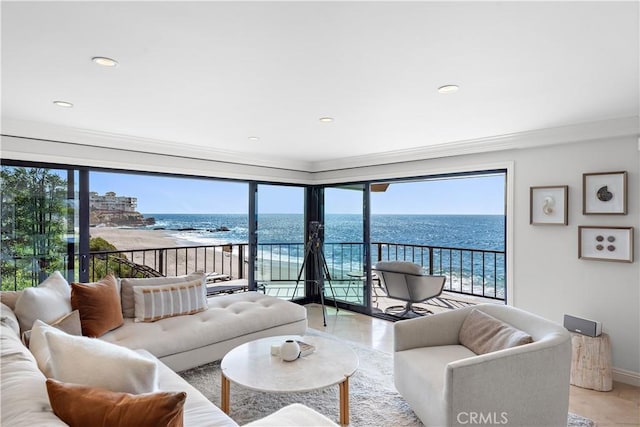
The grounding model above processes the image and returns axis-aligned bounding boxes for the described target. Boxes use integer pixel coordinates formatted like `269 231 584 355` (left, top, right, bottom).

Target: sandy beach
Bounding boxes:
90 227 244 279
90 227 183 251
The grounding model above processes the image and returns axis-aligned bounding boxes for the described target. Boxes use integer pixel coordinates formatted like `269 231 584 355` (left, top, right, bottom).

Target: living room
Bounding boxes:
1 1 639 426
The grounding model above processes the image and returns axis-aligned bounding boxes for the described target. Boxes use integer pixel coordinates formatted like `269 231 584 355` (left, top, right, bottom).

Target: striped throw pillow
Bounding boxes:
133 279 207 322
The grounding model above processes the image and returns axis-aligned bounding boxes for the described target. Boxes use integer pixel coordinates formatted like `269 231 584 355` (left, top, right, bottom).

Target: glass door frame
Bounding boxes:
316 183 373 315
0 159 87 286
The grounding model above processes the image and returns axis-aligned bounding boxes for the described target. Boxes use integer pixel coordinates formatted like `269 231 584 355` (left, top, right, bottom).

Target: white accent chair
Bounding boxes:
393 304 572 427
373 261 446 318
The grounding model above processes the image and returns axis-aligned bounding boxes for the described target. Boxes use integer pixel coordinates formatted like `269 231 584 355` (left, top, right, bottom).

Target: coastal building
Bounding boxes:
89 192 137 212
1 2 638 425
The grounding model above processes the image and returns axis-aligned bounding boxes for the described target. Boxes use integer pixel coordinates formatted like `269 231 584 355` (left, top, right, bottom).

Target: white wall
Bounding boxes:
512 137 639 382
2 134 639 380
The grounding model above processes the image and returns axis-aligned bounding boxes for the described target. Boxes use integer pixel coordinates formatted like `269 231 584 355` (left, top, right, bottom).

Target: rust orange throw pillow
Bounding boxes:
71 274 123 337
46 379 186 427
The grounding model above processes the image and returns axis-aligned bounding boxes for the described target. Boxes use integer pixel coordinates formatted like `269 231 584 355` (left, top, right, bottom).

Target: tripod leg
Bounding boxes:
318 281 327 327
318 250 339 312
312 251 329 326
292 240 312 300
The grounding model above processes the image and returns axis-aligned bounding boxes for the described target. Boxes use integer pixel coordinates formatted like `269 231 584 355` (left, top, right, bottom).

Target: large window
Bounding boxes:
1 166 78 289
1 159 507 311
370 172 507 312
255 184 305 298
87 171 249 282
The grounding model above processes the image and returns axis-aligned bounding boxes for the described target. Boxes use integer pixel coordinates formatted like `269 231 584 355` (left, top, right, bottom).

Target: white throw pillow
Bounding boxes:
120 272 205 318
14 271 71 333
30 320 158 394
29 320 57 375
133 278 207 322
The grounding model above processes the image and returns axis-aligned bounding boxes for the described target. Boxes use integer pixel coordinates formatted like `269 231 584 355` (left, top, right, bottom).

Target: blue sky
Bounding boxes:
90 172 505 215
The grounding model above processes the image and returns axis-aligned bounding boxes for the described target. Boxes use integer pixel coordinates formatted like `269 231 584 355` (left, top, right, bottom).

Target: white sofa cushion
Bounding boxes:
1 320 67 426
101 292 307 362
30 320 158 394
134 278 207 322
1 302 20 336
138 349 240 427
120 272 205 318
14 271 71 332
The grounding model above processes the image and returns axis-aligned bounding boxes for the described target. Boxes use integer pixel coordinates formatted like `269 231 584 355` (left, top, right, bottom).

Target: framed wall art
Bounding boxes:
578 226 634 263
530 185 568 225
583 171 627 215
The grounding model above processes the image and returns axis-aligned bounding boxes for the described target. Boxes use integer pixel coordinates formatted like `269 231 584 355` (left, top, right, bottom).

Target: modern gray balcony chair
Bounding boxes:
373 261 446 318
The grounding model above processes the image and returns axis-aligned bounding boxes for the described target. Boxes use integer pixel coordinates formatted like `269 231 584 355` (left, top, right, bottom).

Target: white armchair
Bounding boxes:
393 304 572 427
374 261 446 318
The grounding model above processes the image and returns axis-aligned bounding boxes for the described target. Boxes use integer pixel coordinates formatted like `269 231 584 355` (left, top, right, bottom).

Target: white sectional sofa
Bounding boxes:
0 272 337 427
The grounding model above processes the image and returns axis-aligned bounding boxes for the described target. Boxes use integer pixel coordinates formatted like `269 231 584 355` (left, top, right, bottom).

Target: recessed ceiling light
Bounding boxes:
92 56 118 67
53 101 73 108
438 85 459 94
319 117 334 123
248 136 259 141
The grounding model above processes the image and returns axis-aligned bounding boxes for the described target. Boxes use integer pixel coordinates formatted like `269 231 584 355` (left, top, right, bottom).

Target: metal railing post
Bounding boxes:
428 247 434 275
238 245 245 279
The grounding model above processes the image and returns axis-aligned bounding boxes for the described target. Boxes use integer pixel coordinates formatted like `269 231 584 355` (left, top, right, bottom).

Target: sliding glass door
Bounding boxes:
322 184 369 310
255 184 305 299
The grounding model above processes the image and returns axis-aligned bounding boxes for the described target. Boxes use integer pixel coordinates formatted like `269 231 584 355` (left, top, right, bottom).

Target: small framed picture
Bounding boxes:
530 185 568 225
583 171 627 215
578 226 634 263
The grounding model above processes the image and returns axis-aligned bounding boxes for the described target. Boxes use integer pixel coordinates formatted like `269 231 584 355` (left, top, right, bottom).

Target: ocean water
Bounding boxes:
145 213 505 251
144 213 506 298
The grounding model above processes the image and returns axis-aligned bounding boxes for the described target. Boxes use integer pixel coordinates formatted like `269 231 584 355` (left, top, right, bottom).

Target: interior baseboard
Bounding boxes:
612 367 640 387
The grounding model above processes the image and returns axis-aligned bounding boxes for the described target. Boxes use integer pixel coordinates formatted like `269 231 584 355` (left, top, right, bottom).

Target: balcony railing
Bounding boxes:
87 244 248 282
87 241 505 301
2 241 505 301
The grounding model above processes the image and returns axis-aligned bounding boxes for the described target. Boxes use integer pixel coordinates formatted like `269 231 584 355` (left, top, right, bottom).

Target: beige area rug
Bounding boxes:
178 329 595 427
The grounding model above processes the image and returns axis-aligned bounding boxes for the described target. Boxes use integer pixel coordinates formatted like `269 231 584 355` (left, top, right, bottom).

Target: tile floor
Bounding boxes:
305 304 640 427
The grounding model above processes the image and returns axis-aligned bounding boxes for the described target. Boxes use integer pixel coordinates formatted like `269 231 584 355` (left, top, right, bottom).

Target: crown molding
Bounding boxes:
0 118 313 173
2 116 638 175
309 116 640 173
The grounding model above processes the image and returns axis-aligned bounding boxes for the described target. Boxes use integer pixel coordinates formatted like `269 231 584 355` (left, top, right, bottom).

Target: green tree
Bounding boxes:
1 167 69 290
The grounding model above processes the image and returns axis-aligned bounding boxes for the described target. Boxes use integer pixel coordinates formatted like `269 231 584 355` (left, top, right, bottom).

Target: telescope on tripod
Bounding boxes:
292 221 338 326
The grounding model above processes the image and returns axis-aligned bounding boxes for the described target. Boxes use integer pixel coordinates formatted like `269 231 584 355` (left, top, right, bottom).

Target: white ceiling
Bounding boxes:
2 1 639 172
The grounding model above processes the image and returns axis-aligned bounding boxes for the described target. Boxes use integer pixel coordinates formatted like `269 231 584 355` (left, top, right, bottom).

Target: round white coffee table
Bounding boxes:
220 335 359 425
